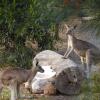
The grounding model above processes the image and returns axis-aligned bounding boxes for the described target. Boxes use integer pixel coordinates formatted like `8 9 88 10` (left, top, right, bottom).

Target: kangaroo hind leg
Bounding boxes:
0 80 3 95
86 49 93 78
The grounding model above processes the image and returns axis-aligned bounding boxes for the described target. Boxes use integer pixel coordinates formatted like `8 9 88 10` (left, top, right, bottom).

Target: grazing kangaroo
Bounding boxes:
63 24 100 78
0 59 44 100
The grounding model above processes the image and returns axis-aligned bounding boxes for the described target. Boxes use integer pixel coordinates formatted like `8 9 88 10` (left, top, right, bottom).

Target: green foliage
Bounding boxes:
81 72 100 100
79 0 100 34
0 0 100 68
0 88 9 100
0 0 59 68
0 0 81 68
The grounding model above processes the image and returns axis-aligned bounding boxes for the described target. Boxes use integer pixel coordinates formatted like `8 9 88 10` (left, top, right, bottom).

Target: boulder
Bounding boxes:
31 50 84 95
55 67 83 95
31 65 56 94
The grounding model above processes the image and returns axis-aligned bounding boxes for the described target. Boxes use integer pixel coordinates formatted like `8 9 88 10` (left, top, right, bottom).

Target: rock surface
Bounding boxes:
44 82 57 95
31 50 84 95
55 67 83 95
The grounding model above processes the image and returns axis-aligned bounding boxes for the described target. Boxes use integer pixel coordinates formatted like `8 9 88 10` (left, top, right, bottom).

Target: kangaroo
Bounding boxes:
63 24 100 78
0 59 44 100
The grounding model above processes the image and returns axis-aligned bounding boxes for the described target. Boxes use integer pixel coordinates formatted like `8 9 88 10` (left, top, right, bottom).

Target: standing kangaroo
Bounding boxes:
0 59 44 100
63 24 100 78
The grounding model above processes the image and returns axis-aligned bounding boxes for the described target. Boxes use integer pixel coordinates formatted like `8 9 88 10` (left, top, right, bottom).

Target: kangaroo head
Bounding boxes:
64 24 77 36
35 59 44 73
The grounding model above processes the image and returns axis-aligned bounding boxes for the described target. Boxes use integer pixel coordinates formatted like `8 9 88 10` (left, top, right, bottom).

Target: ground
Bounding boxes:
0 67 100 100
1 76 100 100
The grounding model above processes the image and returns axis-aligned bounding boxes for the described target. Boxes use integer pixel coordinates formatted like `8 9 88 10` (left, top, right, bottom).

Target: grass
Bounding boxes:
0 73 100 100
0 88 9 100
80 72 100 100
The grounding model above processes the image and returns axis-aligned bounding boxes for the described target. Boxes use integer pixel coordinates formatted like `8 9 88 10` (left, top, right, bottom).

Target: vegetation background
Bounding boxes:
0 0 100 68
0 0 100 100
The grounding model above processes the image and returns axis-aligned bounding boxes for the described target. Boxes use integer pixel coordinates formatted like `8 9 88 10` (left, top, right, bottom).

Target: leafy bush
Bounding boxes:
0 0 100 68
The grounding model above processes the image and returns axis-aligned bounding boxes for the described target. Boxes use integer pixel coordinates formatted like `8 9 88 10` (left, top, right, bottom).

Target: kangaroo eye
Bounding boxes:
73 75 76 78
39 67 41 69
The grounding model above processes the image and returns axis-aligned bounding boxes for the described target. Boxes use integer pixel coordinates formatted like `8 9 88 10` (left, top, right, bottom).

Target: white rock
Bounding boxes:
31 65 56 93
31 50 78 93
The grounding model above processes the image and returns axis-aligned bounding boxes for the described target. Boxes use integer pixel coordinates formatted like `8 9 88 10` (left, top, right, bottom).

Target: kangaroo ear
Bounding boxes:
66 67 71 73
73 25 77 29
35 58 39 66
68 25 71 28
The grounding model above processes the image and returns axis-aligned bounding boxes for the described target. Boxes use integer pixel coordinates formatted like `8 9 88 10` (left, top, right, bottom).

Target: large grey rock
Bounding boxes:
31 65 56 93
31 50 84 95
55 67 83 95
33 50 79 74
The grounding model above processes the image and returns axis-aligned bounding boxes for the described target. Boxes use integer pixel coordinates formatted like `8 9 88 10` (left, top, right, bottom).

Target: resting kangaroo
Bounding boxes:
63 24 100 78
0 59 44 100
